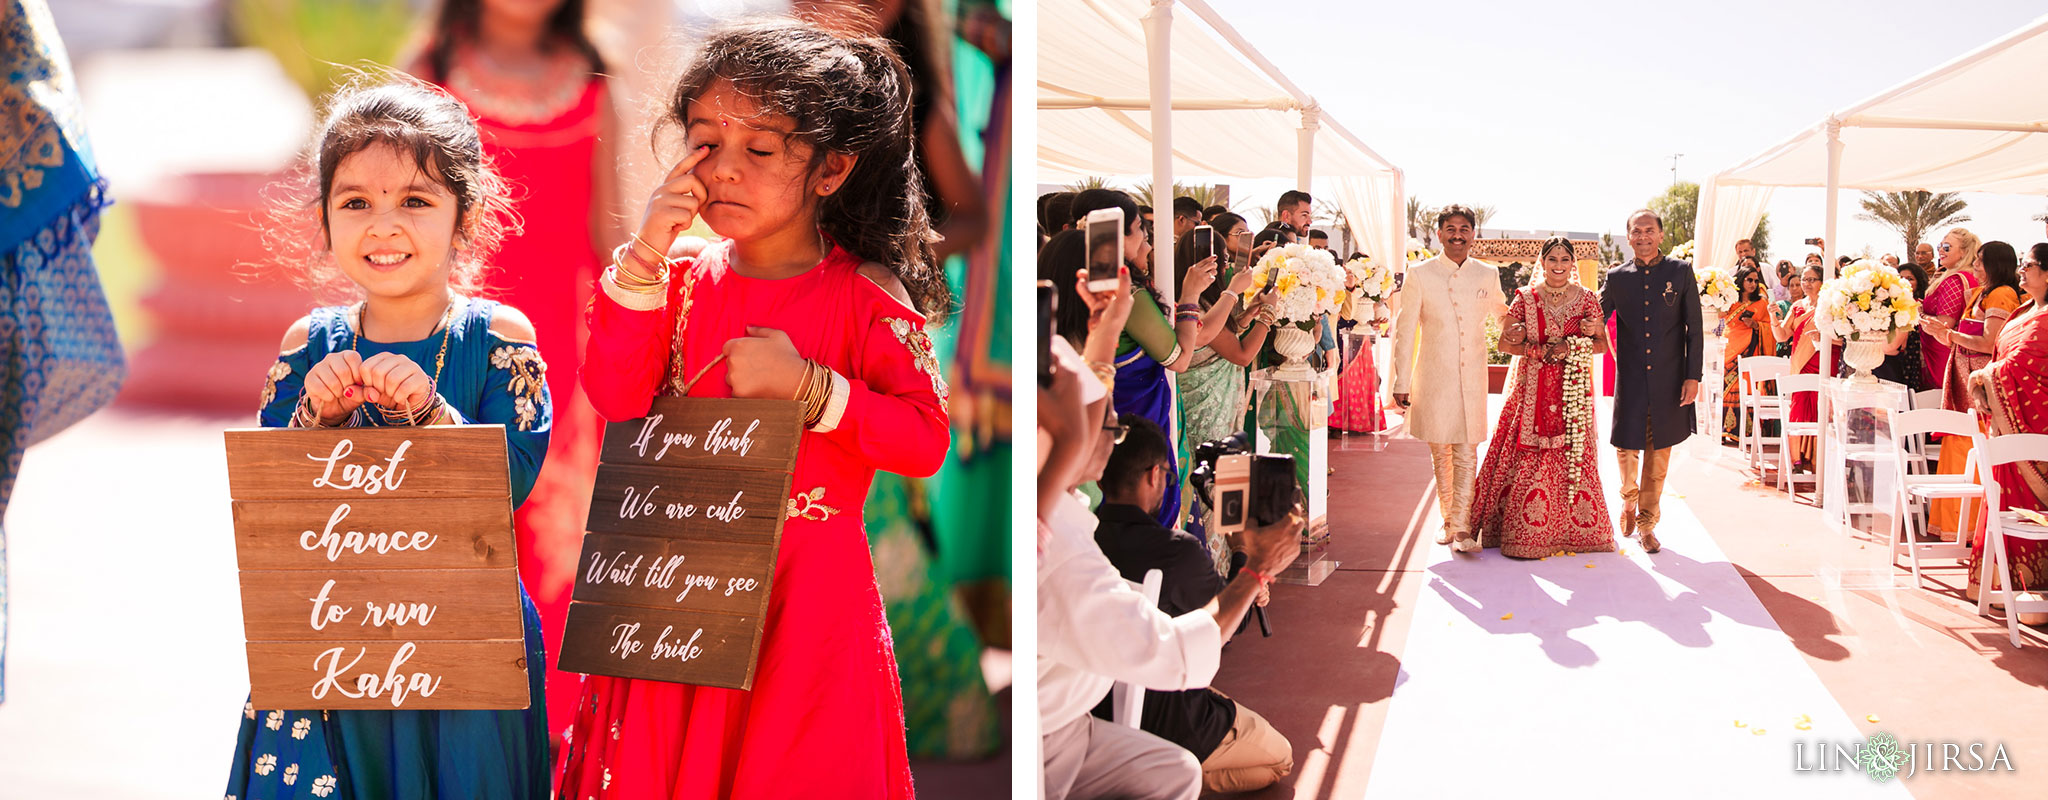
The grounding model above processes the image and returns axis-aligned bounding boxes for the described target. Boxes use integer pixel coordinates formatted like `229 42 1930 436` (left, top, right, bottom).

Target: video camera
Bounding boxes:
1188 433 1300 538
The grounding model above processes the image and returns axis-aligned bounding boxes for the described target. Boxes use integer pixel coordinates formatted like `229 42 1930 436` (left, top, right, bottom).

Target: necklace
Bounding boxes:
352 297 460 397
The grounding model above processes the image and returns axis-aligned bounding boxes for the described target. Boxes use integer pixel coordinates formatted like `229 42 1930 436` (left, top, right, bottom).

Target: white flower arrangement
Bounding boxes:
1248 243 1346 324
1816 260 1921 340
1695 265 1740 313
1670 240 1696 261
1345 255 1396 303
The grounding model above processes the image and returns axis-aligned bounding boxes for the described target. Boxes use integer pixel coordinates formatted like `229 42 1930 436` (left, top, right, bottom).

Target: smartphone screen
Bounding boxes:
1037 281 1056 388
1192 225 1214 260
1249 454 1298 528
1085 211 1123 291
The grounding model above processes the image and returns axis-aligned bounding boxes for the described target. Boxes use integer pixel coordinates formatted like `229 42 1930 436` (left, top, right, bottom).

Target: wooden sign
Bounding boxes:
224 424 529 710
557 397 800 691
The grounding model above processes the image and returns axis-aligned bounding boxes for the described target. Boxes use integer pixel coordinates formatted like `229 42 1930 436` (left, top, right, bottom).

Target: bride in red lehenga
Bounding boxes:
1470 238 1616 558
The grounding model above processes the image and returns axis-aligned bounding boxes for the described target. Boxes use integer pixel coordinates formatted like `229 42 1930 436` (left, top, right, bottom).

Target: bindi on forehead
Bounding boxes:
686 87 796 134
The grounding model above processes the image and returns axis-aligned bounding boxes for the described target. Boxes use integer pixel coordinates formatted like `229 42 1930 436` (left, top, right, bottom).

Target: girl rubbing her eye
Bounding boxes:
557 20 951 799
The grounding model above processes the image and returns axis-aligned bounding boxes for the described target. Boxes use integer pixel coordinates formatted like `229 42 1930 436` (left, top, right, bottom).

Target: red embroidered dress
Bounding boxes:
1471 285 1616 558
559 240 945 799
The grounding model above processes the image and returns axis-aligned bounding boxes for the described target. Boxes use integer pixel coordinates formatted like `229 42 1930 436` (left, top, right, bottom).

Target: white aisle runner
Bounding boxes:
1361 408 1912 799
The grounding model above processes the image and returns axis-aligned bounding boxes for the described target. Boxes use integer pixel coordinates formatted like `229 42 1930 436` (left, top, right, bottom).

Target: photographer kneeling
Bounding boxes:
1088 415 1295 793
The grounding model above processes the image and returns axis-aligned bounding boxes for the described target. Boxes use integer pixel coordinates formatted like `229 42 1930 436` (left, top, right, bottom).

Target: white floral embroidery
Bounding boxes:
886 317 949 404
254 754 277 776
243 701 255 720
610 721 620 740
603 768 613 790
291 717 311 740
490 345 548 431
563 724 573 746
283 763 299 786
264 710 283 731
259 358 293 409
311 775 338 797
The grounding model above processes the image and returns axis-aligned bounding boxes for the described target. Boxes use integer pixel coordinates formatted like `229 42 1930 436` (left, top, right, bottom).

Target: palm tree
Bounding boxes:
1406 196 1436 247
1856 190 1970 256
1063 176 1117 194
1130 180 1230 211
1471 204 1498 232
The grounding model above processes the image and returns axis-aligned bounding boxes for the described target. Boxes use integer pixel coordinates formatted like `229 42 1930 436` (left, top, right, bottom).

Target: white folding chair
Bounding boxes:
1111 569 1164 727
1739 356 1790 474
1908 389 1947 475
1975 433 2048 647
1889 409 1983 588
1771 374 1822 498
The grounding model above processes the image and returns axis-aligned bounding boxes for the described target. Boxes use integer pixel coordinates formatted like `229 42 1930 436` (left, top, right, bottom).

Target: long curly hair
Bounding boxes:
262 74 515 301
658 20 949 323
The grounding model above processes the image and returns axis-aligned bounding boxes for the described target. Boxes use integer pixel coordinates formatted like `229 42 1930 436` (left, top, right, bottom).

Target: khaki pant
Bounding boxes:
1428 443 1478 537
1614 419 1673 534
1201 702 1293 793
1043 715 1200 800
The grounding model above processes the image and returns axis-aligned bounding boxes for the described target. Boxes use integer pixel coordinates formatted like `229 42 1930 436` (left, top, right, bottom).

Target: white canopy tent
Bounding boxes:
1698 13 2048 273
1037 0 1407 303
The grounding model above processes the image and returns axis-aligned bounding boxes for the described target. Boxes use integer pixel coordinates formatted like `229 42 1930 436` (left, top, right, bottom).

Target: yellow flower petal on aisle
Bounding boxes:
1734 720 1746 727
1868 714 1882 723
1500 612 1514 620
1585 563 1597 568
1754 728 1768 735
1796 723 1813 731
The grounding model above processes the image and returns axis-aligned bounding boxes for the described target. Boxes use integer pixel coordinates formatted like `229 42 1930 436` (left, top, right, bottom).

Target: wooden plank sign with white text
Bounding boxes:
557 397 800 691
224 425 529 710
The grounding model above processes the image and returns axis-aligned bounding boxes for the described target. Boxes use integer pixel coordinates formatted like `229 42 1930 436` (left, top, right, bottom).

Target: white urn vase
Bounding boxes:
1702 307 1722 333
1271 324 1316 379
1844 334 1888 384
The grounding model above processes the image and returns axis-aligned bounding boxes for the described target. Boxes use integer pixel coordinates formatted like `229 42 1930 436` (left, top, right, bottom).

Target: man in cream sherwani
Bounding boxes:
1391 206 1507 552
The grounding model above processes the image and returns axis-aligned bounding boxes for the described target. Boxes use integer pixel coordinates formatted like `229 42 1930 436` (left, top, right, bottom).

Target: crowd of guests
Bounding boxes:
1036 185 1394 798
1718 228 2048 608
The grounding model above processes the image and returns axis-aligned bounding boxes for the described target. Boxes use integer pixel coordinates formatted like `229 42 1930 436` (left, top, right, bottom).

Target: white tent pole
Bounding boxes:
1143 0 1181 451
1144 0 1175 307
1297 104 1318 193
1818 116 1843 519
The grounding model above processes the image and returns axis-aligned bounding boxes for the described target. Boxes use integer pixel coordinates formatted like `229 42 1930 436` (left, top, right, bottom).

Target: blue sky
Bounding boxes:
1181 0 2047 260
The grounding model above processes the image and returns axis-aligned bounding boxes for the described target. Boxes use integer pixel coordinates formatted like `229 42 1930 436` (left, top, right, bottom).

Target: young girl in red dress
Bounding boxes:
411 0 621 742
555 21 951 799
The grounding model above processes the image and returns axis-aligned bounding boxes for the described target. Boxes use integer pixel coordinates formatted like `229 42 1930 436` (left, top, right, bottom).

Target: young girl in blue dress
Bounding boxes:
229 77 554 799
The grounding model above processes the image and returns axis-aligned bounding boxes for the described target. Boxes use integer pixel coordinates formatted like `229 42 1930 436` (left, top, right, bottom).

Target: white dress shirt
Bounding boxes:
1037 490 1223 731
1391 255 1505 444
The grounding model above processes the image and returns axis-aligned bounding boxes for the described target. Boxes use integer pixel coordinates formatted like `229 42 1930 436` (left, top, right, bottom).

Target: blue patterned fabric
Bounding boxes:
226 298 553 799
1114 348 1180 529
1 0 127 704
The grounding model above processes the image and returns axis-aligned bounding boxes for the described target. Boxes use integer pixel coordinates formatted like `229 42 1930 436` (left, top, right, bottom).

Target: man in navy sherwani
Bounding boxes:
1600 209 1703 554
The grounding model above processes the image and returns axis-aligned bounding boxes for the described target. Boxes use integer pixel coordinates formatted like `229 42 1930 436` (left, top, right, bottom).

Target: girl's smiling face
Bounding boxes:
324 144 460 301
683 79 854 244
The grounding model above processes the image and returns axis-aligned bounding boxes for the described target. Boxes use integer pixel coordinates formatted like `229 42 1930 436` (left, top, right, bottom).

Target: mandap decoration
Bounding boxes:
1250 243 1347 378
1816 260 1922 384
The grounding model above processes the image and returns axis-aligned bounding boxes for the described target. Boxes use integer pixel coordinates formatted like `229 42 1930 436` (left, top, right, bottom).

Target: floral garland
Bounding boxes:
1559 336 1595 499
1669 240 1696 261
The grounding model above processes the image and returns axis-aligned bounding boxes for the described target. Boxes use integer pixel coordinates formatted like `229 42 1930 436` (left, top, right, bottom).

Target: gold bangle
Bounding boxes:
629 233 670 265
611 244 669 291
